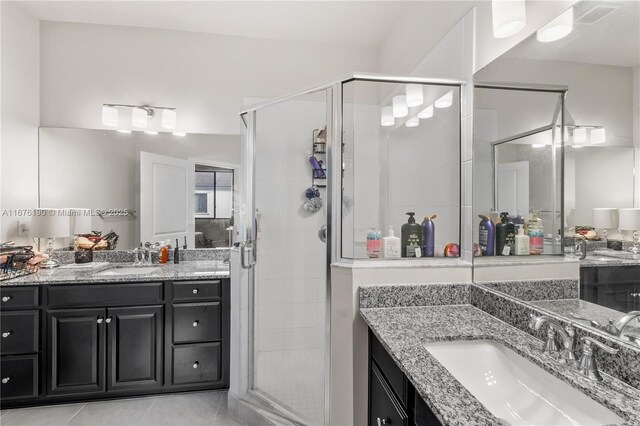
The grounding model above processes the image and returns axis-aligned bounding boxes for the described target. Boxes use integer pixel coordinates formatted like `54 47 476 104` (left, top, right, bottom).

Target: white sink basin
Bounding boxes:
424 340 624 426
93 266 160 276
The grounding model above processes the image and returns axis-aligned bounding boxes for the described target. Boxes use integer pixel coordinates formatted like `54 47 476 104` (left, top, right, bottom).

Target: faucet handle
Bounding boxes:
577 336 618 381
581 336 618 355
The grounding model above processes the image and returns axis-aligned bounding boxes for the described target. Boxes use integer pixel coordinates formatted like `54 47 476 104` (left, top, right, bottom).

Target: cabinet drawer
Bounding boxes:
172 280 221 302
0 355 38 400
172 342 221 384
173 303 221 343
0 287 38 309
47 283 163 307
0 311 38 355
370 363 408 426
371 331 408 406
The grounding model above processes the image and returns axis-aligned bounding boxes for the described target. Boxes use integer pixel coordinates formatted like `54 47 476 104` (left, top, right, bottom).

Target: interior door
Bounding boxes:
497 161 529 216
140 152 195 247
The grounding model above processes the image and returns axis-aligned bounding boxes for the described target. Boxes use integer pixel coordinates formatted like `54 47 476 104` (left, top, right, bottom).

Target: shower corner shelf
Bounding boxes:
311 127 327 187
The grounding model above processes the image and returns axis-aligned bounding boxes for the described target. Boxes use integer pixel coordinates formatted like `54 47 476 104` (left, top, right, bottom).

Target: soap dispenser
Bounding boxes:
383 227 401 259
421 215 436 257
515 227 530 256
401 212 423 258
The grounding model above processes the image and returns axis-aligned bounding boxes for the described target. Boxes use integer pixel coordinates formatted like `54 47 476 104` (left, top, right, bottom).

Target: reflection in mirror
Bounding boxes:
472 0 639 345
38 128 240 250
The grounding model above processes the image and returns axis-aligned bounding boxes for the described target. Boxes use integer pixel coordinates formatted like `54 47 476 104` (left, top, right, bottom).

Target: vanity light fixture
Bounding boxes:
392 95 408 118
418 104 434 119
434 91 453 109
101 105 118 127
405 84 424 108
381 106 395 127
102 104 178 131
132 107 150 129
590 127 606 144
492 0 526 39
537 7 573 43
405 117 420 128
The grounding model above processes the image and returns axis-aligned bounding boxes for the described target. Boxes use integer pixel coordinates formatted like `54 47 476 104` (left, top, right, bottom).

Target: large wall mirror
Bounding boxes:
38 128 240 250
472 0 640 347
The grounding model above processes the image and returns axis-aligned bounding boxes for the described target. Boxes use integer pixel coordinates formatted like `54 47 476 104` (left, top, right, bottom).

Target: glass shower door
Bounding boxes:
241 89 331 425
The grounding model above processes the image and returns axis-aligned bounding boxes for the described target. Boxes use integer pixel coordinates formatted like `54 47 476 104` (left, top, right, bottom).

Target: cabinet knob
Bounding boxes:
193 320 199 327
377 417 387 426
192 288 199 295
2 296 11 302
2 377 10 384
193 361 199 369
105 317 112 324
97 317 104 324
2 331 11 338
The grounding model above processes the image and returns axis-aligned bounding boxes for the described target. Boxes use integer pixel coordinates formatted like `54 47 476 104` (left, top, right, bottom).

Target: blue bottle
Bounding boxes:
478 215 495 256
421 215 436 257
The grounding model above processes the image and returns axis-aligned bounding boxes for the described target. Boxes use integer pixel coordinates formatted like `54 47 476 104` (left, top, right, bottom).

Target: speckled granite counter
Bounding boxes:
360 304 640 426
581 253 640 267
2 261 229 286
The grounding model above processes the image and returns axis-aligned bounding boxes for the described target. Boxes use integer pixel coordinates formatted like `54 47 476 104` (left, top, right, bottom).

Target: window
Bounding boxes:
194 169 233 219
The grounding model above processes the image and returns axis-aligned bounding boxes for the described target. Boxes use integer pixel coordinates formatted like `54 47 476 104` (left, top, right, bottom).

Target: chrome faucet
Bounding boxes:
571 311 640 337
141 242 160 265
573 234 587 260
529 315 578 364
577 336 619 381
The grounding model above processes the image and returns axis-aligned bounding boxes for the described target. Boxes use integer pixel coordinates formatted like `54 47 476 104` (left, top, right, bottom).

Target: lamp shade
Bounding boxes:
592 208 618 229
392 95 408 118
30 209 71 238
405 84 423 107
434 91 453 109
101 106 118 127
536 7 573 43
418 104 434 119
381 106 394 126
70 209 93 234
162 109 177 130
132 108 148 129
619 208 640 231
492 0 526 39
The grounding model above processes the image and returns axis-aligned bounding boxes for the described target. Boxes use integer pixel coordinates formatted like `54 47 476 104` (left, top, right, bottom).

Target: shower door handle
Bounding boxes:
240 240 257 269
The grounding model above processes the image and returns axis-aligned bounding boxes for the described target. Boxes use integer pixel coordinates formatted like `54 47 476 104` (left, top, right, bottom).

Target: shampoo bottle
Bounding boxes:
382 227 401 259
527 212 544 255
366 228 382 258
495 212 515 256
421 215 436 257
478 215 495 256
401 212 423 258
515 227 530 256
174 238 180 264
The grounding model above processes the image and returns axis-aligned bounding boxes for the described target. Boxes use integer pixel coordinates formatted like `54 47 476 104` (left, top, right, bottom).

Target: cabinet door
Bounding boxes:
107 306 163 390
370 363 409 426
47 308 106 395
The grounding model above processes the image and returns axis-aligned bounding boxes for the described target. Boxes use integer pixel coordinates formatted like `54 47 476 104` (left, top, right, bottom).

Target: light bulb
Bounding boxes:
392 95 408 118
405 117 419 128
102 105 118 127
590 128 606 144
132 108 148 129
434 91 453 109
537 8 573 43
405 84 423 107
573 127 586 145
492 0 526 39
417 104 434 119
381 106 395 127
162 109 177 130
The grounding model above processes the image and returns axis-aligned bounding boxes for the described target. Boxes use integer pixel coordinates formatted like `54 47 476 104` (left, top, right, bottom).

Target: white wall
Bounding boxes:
39 21 378 135
0 2 40 245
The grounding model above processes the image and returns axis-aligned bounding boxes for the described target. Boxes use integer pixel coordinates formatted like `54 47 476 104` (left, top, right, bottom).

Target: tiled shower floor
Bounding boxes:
0 390 245 426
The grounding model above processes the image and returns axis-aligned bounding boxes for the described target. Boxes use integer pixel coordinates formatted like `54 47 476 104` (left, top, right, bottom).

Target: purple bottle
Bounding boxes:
421 215 436 257
479 215 495 256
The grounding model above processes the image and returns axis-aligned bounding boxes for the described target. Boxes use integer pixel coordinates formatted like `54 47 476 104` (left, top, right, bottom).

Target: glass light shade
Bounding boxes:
392 95 408 118
30 209 71 238
101 106 118 127
405 84 423 107
536 8 573 43
132 108 148 129
592 208 618 229
405 117 419 128
162 109 177 129
381 106 395 127
418 104 434 119
590 128 606 144
492 0 526 39
434 91 453 109
573 127 586 145
619 208 640 231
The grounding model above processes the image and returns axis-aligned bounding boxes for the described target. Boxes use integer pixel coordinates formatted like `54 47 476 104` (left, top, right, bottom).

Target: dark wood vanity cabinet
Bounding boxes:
581 266 640 312
369 330 442 426
0 278 229 409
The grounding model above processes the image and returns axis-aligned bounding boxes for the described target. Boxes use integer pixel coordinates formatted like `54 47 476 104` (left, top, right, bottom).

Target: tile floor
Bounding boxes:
0 390 246 426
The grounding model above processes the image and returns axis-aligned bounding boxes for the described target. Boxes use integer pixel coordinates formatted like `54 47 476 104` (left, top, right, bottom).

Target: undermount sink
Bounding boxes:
423 340 624 426
93 266 161 276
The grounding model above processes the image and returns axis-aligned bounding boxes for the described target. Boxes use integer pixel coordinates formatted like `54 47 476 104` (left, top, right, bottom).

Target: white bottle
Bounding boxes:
383 227 401 259
515 226 530 256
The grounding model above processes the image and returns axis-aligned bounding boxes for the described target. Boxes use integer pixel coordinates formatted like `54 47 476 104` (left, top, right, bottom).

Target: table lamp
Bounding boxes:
592 208 618 243
619 208 640 254
30 209 71 268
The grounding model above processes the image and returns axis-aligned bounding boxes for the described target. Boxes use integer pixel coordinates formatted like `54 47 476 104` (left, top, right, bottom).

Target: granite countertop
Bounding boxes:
473 255 579 267
581 253 640 267
2 261 229 286
331 258 471 269
360 304 640 426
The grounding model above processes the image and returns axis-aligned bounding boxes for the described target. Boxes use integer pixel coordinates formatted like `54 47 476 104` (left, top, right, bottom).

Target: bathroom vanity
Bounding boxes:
0 265 230 408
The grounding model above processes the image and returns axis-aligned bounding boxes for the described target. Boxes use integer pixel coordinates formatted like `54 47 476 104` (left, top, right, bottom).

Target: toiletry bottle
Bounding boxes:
478 215 495 256
183 236 187 249
159 245 168 264
515 227 530 255
527 212 544 255
174 238 180 264
495 212 515 256
401 212 423 258
382 227 401 259
421 215 436 257
366 228 382 258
